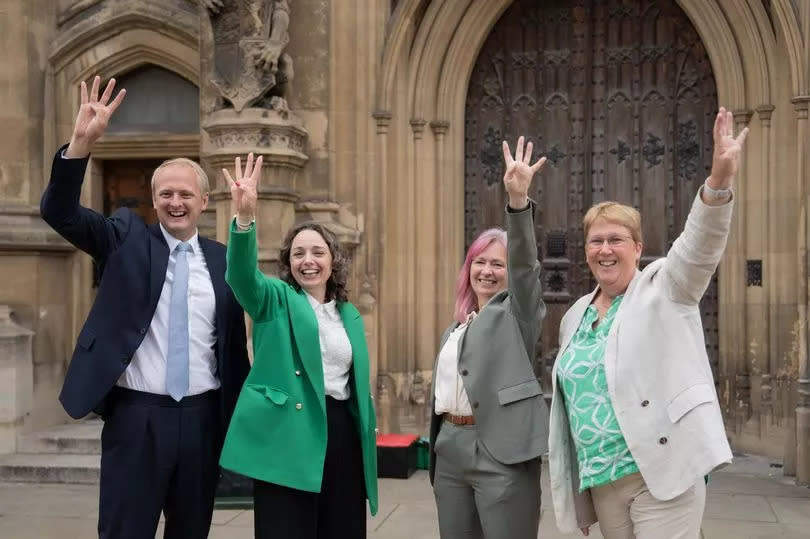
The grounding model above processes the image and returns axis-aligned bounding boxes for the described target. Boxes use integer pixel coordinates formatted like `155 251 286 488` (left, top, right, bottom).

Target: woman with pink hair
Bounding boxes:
429 137 549 538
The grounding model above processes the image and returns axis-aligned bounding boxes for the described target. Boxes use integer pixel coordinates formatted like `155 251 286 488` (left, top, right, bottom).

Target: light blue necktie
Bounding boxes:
166 242 191 401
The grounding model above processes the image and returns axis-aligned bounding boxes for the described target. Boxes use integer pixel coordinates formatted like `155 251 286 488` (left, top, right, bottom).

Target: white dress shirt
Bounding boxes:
306 293 353 400
117 225 219 396
434 315 474 416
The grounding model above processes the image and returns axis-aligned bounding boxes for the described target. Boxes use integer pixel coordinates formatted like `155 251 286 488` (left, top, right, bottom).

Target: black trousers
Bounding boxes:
98 387 220 539
253 396 367 539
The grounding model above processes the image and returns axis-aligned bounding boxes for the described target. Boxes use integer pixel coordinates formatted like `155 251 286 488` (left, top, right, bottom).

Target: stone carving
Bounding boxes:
202 0 294 113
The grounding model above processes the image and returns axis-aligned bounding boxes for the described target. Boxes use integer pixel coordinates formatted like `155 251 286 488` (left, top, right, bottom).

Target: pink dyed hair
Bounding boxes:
453 228 508 324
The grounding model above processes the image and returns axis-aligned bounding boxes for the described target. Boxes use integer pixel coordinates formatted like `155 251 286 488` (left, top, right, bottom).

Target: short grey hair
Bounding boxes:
150 158 210 194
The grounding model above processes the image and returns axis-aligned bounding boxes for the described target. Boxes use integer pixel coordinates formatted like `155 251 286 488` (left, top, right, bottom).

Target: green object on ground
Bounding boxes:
416 436 430 470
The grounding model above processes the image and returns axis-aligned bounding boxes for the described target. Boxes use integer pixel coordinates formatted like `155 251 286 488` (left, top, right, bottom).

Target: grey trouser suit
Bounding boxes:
430 203 549 539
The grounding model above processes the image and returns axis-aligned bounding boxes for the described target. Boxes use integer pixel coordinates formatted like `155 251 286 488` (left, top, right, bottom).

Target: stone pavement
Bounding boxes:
0 455 807 538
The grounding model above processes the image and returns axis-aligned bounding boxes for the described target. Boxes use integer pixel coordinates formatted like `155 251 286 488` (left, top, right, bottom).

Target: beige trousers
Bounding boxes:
590 472 706 539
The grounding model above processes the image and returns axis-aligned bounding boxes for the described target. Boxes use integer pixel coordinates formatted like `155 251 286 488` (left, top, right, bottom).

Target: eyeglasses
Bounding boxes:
586 235 633 250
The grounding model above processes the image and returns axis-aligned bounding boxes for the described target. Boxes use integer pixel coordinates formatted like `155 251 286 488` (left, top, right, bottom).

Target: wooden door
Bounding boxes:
92 160 163 286
103 159 163 223
464 0 719 394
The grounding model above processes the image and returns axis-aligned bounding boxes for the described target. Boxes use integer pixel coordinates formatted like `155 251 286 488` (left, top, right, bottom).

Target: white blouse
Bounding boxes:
433 315 474 416
306 293 353 400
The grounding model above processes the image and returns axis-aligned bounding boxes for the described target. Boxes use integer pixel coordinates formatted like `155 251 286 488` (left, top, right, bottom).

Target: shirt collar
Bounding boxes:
305 292 339 319
159 224 199 254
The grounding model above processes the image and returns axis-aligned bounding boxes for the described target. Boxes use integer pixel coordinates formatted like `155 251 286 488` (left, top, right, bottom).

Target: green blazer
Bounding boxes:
219 221 378 515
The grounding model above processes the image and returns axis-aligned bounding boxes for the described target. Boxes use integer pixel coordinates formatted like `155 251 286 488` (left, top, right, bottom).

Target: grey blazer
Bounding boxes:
429 203 549 483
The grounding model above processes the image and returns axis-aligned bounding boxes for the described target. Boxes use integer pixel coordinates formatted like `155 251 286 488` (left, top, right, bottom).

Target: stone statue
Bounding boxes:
201 0 294 114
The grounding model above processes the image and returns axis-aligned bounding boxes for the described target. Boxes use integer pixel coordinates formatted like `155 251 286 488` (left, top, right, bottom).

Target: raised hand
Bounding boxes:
65 76 126 158
223 153 263 224
709 106 748 189
502 136 547 209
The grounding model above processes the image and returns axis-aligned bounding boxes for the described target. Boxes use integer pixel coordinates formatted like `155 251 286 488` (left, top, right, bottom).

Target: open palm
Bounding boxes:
710 107 748 188
66 76 126 158
502 136 547 207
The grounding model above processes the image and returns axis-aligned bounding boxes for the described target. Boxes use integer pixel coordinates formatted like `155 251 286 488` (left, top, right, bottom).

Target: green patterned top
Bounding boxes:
556 295 639 491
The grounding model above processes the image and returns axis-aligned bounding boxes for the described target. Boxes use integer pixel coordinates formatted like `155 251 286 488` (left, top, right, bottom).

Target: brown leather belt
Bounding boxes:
443 413 475 425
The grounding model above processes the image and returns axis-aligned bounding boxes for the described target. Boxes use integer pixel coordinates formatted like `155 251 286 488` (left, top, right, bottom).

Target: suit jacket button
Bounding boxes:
139 328 146 335
473 402 479 409
461 369 469 376
295 403 303 410
121 357 130 365
659 436 668 445
641 400 650 407
295 370 301 376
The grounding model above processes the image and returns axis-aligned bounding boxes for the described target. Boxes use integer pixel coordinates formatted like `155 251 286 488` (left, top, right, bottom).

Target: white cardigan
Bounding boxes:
548 190 734 533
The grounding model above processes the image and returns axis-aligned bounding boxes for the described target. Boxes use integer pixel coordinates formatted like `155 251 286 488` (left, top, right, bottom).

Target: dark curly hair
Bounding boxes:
279 221 350 303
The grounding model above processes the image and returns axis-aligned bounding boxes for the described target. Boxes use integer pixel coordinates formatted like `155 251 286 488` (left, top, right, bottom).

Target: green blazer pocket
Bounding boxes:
497 379 542 405
246 384 290 406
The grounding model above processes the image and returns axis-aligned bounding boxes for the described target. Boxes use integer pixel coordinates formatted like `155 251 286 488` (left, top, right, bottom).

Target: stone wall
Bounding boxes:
0 0 808 485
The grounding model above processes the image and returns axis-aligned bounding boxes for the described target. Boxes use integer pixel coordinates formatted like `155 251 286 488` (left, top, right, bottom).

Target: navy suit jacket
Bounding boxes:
40 146 250 438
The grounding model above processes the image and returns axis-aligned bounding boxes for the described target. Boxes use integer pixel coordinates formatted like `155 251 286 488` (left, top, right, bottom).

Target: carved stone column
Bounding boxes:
756 104 775 439
732 109 754 437
198 0 306 498
372 110 393 433
0 305 34 455
792 95 810 485
199 0 307 274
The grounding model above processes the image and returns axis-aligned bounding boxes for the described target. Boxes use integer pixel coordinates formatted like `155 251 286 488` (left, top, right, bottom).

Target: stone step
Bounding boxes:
17 420 102 455
0 453 99 484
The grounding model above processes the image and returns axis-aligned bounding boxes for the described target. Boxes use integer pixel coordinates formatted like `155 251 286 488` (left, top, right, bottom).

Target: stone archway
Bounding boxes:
48 1 202 338
373 0 809 481
463 0 720 396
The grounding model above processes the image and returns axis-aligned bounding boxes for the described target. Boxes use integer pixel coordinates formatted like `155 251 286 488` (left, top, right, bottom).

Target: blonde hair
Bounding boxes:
150 158 210 194
583 201 642 243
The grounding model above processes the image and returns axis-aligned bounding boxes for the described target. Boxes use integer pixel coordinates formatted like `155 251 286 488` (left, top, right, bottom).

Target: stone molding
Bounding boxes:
91 134 200 160
202 108 308 165
0 206 74 253
295 200 361 249
792 96 810 118
50 0 198 73
0 305 34 454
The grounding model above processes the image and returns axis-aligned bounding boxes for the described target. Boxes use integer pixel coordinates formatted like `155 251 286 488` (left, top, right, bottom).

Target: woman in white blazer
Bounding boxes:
547 107 748 539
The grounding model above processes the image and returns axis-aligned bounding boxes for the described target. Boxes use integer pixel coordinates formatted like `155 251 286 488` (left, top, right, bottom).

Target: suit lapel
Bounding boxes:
199 238 227 363
148 225 169 309
552 288 596 382
339 302 369 425
609 268 642 333
290 290 325 410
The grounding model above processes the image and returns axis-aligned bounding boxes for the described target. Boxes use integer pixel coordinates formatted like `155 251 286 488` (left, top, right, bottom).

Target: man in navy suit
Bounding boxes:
40 76 250 539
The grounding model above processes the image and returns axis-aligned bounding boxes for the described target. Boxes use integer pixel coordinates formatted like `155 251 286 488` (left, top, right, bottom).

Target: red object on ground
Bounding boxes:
376 433 419 447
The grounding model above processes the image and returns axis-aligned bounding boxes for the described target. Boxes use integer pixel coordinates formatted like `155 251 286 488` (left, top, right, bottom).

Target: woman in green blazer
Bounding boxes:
218 154 378 538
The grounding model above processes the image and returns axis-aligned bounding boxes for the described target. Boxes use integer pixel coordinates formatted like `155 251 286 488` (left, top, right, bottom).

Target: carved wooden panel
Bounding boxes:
465 0 718 395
